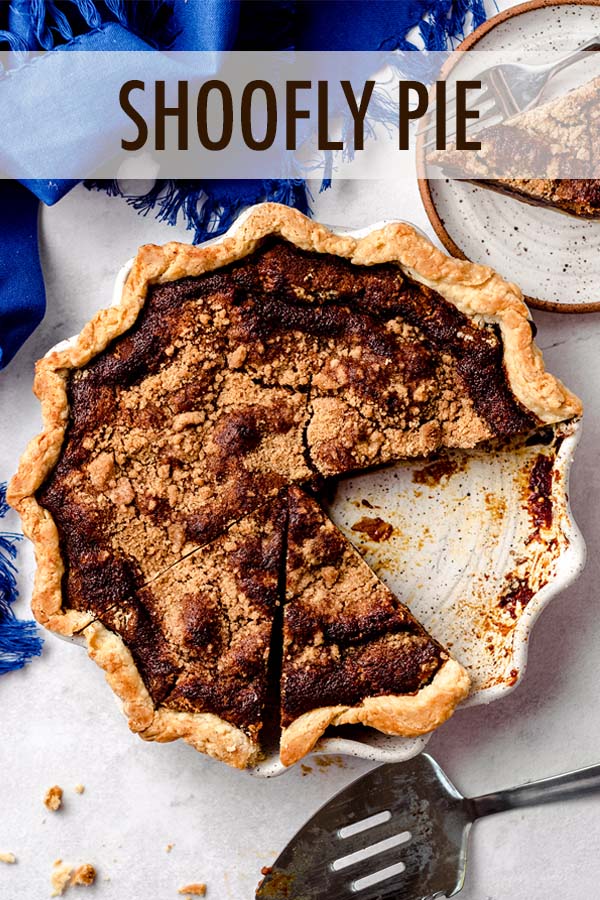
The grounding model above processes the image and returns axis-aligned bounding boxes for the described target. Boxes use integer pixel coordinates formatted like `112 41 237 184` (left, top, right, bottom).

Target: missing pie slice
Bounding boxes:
8 204 581 768
280 487 468 767
428 75 600 217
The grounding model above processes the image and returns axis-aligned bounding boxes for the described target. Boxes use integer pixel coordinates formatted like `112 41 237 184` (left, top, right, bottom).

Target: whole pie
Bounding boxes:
8 204 581 769
428 76 600 217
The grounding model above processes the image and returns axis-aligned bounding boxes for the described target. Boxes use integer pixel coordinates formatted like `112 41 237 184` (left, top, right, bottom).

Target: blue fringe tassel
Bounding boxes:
0 0 177 52
85 178 311 243
0 484 43 675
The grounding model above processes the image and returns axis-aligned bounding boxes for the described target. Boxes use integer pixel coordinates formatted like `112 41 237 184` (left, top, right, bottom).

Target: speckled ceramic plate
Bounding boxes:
418 0 600 313
48 208 586 777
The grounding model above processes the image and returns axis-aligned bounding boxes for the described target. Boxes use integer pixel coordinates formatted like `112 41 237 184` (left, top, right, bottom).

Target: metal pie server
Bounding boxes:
256 753 600 900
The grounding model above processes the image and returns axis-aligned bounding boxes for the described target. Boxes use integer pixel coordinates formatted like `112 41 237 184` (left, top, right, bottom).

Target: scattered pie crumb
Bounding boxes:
178 885 207 896
73 785 85 795
51 860 72 896
50 860 97 896
44 785 64 812
0 852 16 864
71 864 96 887
166 843 174 853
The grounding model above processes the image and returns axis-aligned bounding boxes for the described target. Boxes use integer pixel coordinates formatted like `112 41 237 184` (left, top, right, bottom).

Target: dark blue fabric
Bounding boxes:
0 181 45 369
0 0 491 369
0 482 43 675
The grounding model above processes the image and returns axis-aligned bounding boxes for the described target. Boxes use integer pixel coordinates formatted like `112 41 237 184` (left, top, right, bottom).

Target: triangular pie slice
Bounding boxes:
280 487 469 767
428 76 600 218
9 204 581 768
84 495 286 769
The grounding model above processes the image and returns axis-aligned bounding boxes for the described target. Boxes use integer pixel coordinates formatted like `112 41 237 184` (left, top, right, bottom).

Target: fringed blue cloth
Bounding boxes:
0 484 43 675
0 0 495 369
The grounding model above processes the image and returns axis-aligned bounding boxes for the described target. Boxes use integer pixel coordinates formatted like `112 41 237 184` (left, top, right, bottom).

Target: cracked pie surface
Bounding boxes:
9 204 581 768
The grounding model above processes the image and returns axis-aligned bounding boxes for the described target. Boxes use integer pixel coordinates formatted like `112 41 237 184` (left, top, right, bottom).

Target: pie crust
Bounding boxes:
8 203 582 768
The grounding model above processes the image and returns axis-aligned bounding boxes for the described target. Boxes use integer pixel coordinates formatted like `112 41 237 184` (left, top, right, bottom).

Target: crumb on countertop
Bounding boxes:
51 860 72 897
71 864 96 887
44 785 63 812
0 852 16 864
50 860 97 896
166 843 174 853
178 884 207 896
74 785 85 795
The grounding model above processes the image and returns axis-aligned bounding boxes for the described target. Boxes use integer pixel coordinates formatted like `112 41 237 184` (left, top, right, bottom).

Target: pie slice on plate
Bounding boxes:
8 204 581 768
280 487 468 767
428 75 600 218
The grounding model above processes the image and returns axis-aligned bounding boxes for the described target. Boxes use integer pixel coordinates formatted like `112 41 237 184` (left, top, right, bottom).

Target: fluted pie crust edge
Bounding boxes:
8 203 581 768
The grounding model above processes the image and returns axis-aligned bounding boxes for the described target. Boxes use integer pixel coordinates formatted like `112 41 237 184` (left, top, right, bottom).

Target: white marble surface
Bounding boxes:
3 15 600 900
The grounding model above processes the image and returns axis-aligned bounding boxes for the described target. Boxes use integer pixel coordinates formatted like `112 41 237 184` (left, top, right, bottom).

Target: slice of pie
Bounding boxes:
8 204 581 768
90 495 286 768
428 75 600 217
280 487 469 767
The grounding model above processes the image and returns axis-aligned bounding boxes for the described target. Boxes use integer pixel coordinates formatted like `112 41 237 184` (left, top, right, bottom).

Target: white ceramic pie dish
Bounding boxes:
47 206 586 777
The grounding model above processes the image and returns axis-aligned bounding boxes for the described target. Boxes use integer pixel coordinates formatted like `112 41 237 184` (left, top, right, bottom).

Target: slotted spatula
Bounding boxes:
256 753 600 900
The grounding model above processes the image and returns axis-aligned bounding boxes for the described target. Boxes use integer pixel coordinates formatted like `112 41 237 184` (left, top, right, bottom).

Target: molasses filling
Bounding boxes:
37 237 536 735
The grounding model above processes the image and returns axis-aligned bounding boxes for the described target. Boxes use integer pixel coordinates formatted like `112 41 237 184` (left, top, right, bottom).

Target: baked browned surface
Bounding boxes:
68 495 285 746
35 238 543 663
283 488 445 723
428 77 600 218
9 204 582 767
140 497 286 742
280 488 468 766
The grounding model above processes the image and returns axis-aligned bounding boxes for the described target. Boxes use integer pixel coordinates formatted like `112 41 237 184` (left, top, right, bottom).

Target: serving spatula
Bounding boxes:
256 753 600 900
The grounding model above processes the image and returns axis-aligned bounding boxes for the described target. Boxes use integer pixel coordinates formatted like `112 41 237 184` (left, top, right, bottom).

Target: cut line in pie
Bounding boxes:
8 204 582 769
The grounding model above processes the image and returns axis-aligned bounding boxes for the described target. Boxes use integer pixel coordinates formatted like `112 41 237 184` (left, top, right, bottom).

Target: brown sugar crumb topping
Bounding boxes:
70 865 96 887
37 238 536 740
50 861 97 896
44 785 63 812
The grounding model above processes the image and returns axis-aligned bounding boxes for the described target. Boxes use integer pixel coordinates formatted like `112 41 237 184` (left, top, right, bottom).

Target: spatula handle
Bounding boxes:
470 763 600 819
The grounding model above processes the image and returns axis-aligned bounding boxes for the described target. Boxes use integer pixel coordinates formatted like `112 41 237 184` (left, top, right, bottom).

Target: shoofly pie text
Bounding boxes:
119 79 483 153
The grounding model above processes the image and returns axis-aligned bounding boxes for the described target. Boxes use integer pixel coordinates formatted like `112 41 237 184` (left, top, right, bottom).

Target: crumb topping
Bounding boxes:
51 861 96 896
37 239 534 738
71 865 96 887
429 76 600 217
44 785 63 812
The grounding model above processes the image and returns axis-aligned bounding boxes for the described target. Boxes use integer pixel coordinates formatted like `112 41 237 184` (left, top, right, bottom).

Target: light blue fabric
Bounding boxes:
0 0 492 369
